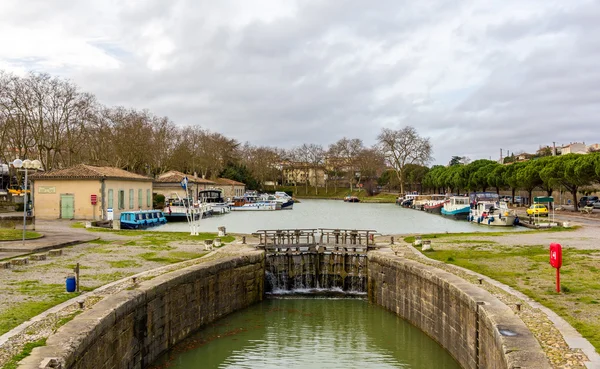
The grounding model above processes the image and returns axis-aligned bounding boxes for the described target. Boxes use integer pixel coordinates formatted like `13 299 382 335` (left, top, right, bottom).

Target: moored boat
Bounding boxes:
423 194 447 214
344 195 360 203
199 189 230 214
230 192 280 211
468 201 518 226
120 210 167 230
441 196 470 219
164 194 211 222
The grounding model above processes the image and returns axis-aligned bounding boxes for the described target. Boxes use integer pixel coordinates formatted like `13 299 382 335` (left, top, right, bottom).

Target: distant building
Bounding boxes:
153 171 215 202
213 178 246 199
561 142 587 155
281 162 326 187
30 164 153 220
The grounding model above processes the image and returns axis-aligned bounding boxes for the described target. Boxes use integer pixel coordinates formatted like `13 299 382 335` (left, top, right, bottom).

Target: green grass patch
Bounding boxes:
107 260 141 268
53 311 82 331
86 228 235 244
89 271 130 283
86 239 112 245
0 229 41 241
139 251 206 264
1 337 47 369
70 222 86 229
0 288 83 336
403 227 579 244
420 243 600 352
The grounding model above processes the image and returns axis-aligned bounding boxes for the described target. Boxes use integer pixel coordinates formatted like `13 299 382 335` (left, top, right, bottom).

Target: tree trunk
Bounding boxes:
572 187 579 211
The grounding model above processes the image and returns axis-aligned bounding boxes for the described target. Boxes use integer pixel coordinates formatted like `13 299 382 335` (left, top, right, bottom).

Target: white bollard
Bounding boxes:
414 235 422 246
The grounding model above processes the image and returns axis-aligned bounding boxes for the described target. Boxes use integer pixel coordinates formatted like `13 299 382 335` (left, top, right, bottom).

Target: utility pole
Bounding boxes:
500 148 503 163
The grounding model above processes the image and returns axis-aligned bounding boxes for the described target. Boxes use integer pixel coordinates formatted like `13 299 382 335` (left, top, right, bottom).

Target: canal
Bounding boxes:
158 199 522 234
149 298 461 369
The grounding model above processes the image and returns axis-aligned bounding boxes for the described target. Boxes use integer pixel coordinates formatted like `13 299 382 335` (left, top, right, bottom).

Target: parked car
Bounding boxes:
526 204 549 216
593 201 600 210
579 196 599 207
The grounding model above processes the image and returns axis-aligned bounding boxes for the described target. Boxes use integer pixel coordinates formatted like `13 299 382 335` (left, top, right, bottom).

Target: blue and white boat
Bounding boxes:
441 196 470 219
120 210 167 230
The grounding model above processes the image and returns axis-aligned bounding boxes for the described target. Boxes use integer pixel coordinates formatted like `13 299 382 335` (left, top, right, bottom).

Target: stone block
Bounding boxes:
48 249 63 257
29 254 47 261
1 261 11 269
11 257 29 265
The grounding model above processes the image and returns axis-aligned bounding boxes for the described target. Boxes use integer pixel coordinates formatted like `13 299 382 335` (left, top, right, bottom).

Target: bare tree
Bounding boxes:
240 144 281 189
329 137 363 191
305 144 325 194
378 126 432 195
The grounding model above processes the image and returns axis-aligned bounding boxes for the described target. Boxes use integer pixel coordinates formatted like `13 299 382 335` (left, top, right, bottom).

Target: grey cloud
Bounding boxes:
4 0 600 164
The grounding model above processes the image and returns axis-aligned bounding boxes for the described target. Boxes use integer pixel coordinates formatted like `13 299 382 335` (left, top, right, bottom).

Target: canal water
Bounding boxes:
149 298 461 369
157 199 521 234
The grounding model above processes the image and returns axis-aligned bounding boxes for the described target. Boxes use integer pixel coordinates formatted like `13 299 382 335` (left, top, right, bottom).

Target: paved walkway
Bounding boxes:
0 216 98 260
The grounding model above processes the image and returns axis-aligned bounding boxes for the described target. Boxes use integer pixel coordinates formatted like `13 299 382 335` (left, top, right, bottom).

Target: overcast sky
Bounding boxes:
1 0 598 165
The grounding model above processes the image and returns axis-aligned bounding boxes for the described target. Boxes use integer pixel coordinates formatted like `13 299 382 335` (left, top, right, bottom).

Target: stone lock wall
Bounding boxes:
368 252 551 369
19 251 264 369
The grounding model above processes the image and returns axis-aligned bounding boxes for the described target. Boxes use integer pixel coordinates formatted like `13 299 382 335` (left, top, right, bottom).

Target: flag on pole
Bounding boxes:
180 176 188 190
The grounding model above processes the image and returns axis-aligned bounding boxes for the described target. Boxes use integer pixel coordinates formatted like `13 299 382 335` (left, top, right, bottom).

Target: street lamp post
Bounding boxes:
12 158 42 246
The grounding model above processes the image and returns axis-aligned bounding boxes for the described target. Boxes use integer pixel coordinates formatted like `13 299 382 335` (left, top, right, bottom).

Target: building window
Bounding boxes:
118 190 124 209
108 189 113 209
147 189 151 207
138 189 143 209
129 189 134 209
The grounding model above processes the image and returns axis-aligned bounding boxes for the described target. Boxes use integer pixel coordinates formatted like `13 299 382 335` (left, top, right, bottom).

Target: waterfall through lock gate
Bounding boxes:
256 229 374 296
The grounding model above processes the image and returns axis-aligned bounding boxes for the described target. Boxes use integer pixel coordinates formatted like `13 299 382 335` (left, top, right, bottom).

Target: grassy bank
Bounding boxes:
0 229 42 241
271 186 398 203
0 228 235 337
407 233 600 352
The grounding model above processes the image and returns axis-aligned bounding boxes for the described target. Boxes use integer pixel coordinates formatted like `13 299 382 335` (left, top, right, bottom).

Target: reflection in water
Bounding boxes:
150 298 461 369
157 199 522 235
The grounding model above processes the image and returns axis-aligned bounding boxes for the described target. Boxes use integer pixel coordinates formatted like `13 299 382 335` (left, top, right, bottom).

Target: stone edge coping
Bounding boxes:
403 242 600 369
0 243 251 348
17 248 264 369
368 250 551 369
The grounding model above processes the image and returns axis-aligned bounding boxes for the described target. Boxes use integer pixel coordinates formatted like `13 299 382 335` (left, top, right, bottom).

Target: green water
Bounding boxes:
150 298 461 369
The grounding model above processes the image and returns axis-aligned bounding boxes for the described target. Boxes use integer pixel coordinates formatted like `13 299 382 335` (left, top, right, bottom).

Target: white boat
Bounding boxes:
262 192 294 209
441 196 470 219
199 189 230 214
164 194 212 222
468 201 518 226
230 191 280 211
230 201 279 211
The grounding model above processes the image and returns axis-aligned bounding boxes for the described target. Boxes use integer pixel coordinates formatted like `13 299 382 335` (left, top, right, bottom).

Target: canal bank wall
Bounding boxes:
368 251 551 369
18 250 264 369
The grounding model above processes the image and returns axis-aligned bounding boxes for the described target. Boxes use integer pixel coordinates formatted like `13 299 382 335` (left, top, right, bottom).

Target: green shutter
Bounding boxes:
129 189 134 209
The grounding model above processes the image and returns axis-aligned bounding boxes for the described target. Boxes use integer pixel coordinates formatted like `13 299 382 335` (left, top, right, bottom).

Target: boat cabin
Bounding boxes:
120 210 167 229
198 189 225 204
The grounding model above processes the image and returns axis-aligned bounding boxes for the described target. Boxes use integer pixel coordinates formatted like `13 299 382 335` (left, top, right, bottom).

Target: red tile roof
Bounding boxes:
30 164 152 181
214 177 245 186
155 170 215 185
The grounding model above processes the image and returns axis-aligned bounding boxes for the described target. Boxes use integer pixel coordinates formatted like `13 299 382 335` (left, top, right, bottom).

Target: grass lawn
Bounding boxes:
0 229 42 241
0 280 88 336
415 239 600 353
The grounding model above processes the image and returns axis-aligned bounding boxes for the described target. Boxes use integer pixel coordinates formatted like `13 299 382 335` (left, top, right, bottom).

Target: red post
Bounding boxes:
550 243 563 294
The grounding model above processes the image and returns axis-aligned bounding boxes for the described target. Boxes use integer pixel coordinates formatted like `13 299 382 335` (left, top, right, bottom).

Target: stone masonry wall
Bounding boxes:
19 250 264 369
368 251 551 369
